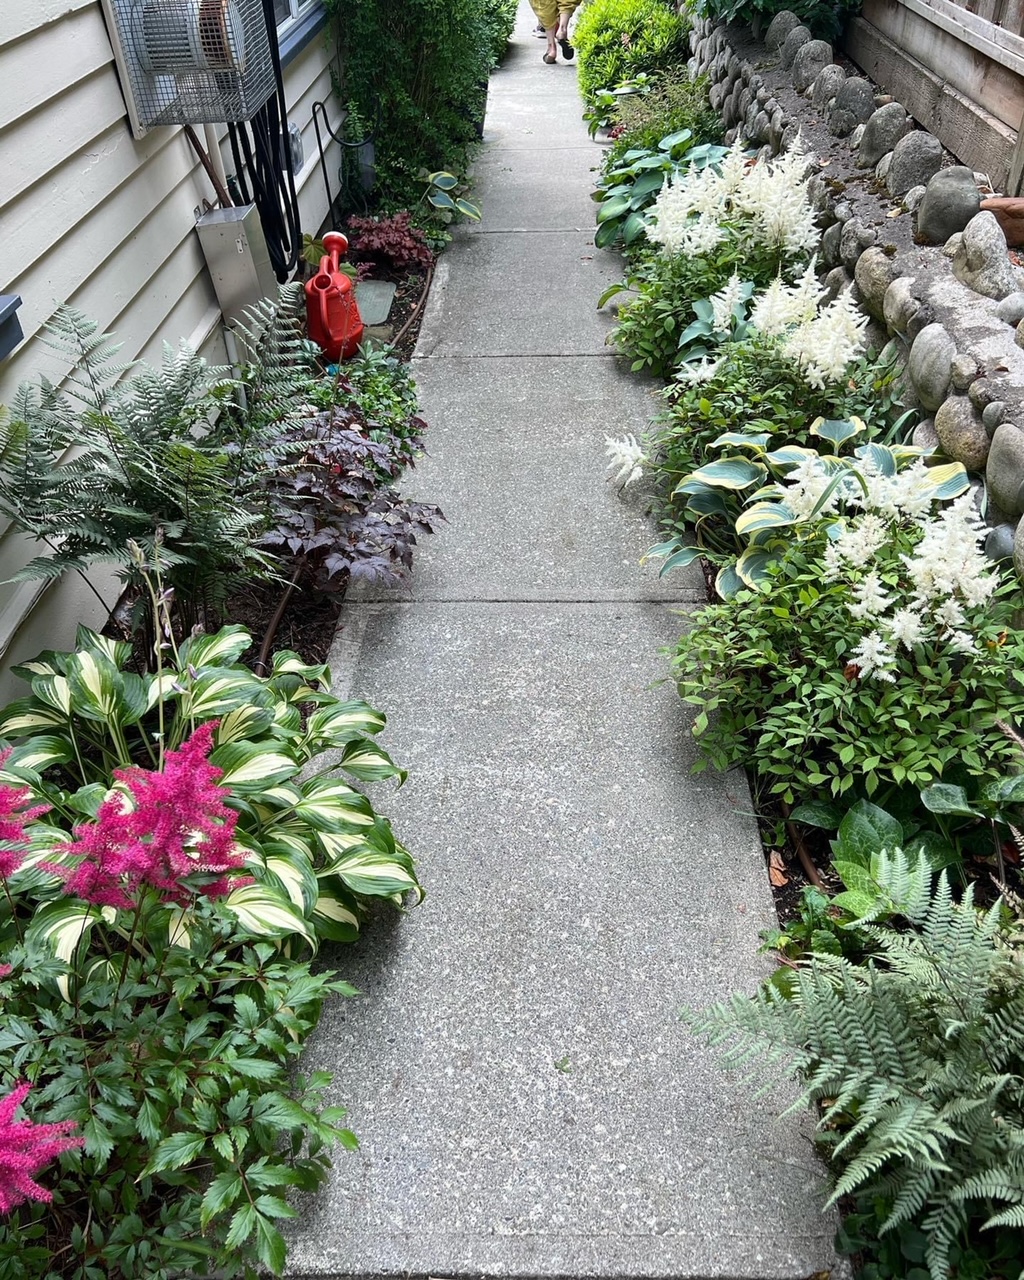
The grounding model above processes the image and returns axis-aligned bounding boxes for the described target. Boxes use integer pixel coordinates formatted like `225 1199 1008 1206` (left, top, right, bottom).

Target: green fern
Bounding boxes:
689 861 1024 1280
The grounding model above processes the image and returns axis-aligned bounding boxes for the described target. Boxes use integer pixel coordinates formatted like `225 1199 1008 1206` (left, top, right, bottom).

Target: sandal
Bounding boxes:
542 50 556 63
558 38 574 59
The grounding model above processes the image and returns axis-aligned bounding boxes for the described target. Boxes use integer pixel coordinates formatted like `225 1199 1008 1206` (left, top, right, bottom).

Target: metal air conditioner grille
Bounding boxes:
101 0 275 134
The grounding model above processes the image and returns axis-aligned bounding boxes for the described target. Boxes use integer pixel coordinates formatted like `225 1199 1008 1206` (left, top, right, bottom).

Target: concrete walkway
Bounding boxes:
287 6 835 1277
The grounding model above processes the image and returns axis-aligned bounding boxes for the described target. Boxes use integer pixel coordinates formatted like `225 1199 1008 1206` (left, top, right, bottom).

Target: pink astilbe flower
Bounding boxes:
0 1082 84 1214
49 723 250 910
0 749 50 879
0 964 11 980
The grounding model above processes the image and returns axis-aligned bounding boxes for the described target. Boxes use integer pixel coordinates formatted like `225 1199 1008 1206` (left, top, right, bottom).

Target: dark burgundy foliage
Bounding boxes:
261 402 444 592
345 212 434 272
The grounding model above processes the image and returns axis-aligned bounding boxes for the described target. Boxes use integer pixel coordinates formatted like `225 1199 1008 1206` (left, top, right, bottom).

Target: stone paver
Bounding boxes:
286 3 836 1276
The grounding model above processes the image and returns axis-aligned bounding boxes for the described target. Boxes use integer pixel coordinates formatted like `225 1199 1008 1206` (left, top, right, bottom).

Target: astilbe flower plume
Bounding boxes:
0 1082 84 1214
49 722 250 909
0 750 50 878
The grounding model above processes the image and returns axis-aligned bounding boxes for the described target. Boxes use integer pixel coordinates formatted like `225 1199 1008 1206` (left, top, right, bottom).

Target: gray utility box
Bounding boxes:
195 204 278 327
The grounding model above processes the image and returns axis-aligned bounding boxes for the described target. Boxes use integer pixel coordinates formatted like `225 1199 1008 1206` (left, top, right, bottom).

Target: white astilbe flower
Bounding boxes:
887 607 925 650
733 141 818 256
903 494 994 607
946 629 979 656
676 357 723 385
828 513 888 570
604 435 646 488
783 455 840 521
749 261 823 336
849 631 896 682
783 291 868 390
710 272 744 331
853 458 936 520
847 571 891 621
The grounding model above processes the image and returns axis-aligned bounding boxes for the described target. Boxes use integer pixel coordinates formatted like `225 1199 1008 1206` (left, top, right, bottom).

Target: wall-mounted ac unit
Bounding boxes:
99 0 276 139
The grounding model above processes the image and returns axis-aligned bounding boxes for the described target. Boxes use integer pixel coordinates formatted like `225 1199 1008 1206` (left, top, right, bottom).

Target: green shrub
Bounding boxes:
606 72 721 169
481 0 519 63
325 0 492 205
690 860 1024 1280
574 0 692 108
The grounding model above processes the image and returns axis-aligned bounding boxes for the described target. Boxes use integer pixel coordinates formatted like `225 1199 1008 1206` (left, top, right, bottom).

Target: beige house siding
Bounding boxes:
0 1 342 700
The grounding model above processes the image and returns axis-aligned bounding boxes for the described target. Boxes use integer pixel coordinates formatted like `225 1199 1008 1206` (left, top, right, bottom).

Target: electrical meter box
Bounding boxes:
196 204 278 327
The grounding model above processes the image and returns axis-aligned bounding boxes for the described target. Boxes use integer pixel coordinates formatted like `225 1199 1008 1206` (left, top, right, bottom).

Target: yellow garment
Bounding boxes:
529 0 579 28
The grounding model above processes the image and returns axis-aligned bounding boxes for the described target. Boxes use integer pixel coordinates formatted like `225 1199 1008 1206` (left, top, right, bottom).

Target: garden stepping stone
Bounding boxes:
354 279 397 325
286 4 837 1277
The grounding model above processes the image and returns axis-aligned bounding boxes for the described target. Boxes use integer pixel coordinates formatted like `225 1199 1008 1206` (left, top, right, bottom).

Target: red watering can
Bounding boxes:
305 231 364 362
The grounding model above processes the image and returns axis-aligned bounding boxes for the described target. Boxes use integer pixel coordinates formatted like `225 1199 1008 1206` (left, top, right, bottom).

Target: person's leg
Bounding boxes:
555 0 578 56
529 0 559 59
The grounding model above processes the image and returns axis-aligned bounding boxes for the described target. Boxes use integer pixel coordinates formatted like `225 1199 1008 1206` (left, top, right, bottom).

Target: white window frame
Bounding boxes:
275 0 318 31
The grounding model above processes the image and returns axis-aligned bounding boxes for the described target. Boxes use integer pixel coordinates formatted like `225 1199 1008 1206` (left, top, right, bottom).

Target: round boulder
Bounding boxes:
916 168 981 244
985 424 1024 515
883 276 915 334
1012 517 1024 578
903 185 927 213
828 77 876 136
780 24 812 70
983 401 1006 434
766 10 802 49
912 418 939 449
953 211 1018 299
792 39 833 93
995 292 1024 326
886 131 942 198
811 63 846 110
908 323 956 412
857 102 910 169
854 247 899 321
935 395 990 471
986 523 1016 562
840 218 877 271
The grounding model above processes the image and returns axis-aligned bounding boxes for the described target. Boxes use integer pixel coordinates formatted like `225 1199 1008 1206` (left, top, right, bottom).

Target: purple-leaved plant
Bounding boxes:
47 723 251 909
0 1082 84 1214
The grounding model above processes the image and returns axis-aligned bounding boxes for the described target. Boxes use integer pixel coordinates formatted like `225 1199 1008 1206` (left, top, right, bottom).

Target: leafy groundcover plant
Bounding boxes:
0 561 419 1276
574 0 692 109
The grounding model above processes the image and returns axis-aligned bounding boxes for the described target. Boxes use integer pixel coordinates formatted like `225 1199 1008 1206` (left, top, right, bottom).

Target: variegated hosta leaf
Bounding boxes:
27 900 114 999
763 444 819 468
271 650 330 684
215 702 275 744
339 737 407 784
0 699 69 739
208 742 298 793
293 778 375 832
710 431 772 452
685 456 767 490
809 416 866 449
0 735 72 777
328 845 422 900
262 852 319 915
317 830 365 863
74 625 133 670
178 669 270 722
306 700 387 749
165 907 195 950
855 442 898 476
735 545 781 588
715 563 745 600
312 880 360 943
178 625 253 670
221 882 315 949
920 460 970 501
734 501 798 538
29 675 72 717
62 650 147 727
11 651 65 681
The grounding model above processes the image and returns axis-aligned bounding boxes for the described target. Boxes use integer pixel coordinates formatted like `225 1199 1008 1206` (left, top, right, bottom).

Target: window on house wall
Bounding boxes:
274 0 318 29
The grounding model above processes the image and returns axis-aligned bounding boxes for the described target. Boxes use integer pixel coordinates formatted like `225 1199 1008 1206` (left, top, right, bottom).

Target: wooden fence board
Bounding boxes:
844 15 1016 188
862 0 1024 128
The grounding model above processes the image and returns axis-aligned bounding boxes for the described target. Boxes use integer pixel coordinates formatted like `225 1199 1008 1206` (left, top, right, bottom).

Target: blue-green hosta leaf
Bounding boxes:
222 883 315 948
715 563 745 599
658 546 704 576
710 431 772 452
735 545 780 588
596 194 632 223
428 190 457 210
621 210 648 245
262 853 319 915
306 700 386 745
764 444 819 468
683 489 732 519
629 170 666 199
809 416 866 448
855 442 898 476
658 127 693 151
920 461 969 500
734 501 798 537
209 743 297 793
427 170 458 190
179 626 253 670
686 456 766 490
294 778 375 831
340 738 406 784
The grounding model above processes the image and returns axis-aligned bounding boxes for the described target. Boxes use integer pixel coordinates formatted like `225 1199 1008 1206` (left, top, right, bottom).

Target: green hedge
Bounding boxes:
574 0 692 107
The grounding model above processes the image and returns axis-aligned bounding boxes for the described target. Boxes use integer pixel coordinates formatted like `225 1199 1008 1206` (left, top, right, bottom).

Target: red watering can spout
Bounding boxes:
304 231 363 362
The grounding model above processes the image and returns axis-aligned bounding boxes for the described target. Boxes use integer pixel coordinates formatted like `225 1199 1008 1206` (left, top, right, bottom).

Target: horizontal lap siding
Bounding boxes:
0 3 336 693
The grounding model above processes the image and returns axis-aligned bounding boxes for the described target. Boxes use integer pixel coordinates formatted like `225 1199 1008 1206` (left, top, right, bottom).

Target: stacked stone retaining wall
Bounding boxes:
685 11 1024 570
